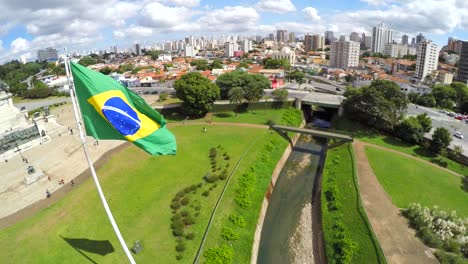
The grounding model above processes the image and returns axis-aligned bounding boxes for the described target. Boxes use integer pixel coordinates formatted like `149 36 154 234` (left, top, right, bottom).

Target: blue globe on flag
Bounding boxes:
102 97 141 136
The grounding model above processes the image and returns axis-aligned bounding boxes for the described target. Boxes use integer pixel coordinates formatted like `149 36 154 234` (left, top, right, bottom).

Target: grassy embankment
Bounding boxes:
321 143 386 264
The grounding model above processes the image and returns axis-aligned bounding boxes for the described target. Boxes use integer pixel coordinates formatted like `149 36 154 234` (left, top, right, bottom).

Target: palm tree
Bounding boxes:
228 86 244 104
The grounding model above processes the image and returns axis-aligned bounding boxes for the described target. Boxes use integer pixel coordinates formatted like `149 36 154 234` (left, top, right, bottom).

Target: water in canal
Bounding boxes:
257 134 326 264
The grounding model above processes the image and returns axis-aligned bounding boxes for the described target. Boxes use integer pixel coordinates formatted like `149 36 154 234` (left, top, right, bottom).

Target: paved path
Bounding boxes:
353 141 438 264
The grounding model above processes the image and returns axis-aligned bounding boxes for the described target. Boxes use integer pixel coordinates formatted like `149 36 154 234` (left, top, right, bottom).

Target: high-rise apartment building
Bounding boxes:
371 23 393 54
304 34 324 52
241 39 253 52
134 44 141 56
325 31 334 45
416 33 426 44
224 42 238 57
289 32 296 42
447 37 463 54
365 36 372 49
415 41 439 80
411 37 416 47
350 32 360 42
184 45 195 57
37 47 58 62
276 30 288 43
268 33 275 41
384 43 408 58
330 40 360 69
401 35 409 45
456 41 468 84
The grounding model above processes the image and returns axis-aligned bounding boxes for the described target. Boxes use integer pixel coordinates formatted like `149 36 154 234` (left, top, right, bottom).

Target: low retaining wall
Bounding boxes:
250 120 305 264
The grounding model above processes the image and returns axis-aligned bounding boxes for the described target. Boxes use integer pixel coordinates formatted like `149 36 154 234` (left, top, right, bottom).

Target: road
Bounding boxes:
407 104 468 155
15 97 71 111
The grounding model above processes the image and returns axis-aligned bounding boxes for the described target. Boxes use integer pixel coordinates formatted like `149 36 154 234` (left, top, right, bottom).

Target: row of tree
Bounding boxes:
174 70 272 117
408 82 468 112
344 80 452 153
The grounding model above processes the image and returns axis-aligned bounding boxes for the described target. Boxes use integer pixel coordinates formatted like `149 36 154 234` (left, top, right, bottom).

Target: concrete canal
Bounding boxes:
257 134 327 264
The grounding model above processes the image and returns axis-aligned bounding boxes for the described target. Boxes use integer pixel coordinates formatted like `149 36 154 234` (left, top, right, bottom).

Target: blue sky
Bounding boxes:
0 0 467 61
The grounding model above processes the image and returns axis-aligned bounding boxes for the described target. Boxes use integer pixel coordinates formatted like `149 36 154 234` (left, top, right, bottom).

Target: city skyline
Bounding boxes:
0 0 467 61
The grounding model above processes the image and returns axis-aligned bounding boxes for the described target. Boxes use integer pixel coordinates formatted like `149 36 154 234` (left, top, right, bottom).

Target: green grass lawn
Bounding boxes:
12 95 64 103
152 98 182 106
366 147 468 216
335 117 468 176
321 144 386 264
0 125 271 264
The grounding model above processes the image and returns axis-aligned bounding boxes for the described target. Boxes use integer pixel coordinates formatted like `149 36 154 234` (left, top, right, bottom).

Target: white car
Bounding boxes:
454 132 464 139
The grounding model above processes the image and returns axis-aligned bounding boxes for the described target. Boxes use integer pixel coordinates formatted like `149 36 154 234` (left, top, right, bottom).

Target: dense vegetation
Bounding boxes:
322 144 386 264
202 107 303 263
409 82 468 112
0 60 41 95
215 70 270 101
404 204 468 263
174 72 220 117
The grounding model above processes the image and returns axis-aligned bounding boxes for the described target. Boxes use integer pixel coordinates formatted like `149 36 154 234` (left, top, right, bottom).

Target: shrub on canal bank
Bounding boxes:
321 144 386 264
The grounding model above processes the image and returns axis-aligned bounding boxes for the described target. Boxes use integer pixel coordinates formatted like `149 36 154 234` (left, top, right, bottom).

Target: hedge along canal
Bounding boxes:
255 134 327 264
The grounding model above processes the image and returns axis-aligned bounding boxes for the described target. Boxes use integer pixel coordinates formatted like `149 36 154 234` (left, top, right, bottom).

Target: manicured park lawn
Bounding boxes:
0 125 273 263
335 117 468 176
366 147 468 217
321 144 386 264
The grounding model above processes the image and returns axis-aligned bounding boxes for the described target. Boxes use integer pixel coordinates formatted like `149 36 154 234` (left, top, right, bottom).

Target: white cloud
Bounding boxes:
360 0 391 6
139 2 194 29
257 0 296 14
198 6 259 32
160 0 200 7
303 7 320 21
113 26 153 39
10 38 30 53
0 40 3 52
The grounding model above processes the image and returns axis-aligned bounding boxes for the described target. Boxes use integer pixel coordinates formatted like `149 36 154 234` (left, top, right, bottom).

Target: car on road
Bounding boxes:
454 132 464 139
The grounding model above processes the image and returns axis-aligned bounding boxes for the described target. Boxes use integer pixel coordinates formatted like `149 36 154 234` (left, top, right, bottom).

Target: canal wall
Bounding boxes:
250 120 305 264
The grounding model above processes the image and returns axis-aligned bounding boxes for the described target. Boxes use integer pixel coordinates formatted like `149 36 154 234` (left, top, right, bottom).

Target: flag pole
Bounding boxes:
64 51 137 264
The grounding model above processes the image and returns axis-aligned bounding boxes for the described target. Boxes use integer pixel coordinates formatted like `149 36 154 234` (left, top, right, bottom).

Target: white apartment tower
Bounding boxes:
224 42 238 57
415 41 439 80
330 40 360 69
304 34 324 52
241 39 253 52
184 45 195 57
371 23 393 54
384 44 408 58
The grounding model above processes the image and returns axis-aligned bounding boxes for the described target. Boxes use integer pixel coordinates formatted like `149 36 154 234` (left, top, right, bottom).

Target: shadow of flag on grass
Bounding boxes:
61 236 115 263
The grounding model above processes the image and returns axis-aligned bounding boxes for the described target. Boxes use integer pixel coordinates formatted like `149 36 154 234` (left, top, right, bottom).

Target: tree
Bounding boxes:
210 59 223 70
99 67 112 75
263 58 291 70
450 82 468 109
432 84 456 109
407 92 419 103
402 54 417 61
416 113 432 133
228 87 244 104
174 72 220 117
396 117 424 143
344 80 408 131
430 127 452 154
272 89 288 102
236 62 249 69
78 56 97 67
287 70 305 84
216 70 248 99
190 59 209 70
417 93 436 107
243 74 269 103
146 50 163 60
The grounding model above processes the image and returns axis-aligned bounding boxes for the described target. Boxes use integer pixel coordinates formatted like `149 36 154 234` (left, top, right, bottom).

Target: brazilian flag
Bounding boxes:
71 62 176 156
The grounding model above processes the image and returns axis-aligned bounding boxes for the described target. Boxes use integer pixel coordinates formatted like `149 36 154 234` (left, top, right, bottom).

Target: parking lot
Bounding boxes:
407 104 468 155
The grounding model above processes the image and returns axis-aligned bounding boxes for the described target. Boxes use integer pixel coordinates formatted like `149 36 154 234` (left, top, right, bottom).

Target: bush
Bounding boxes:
176 254 183 260
159 93 169 102
204 245 234 264
173 226 184 236
462 176 468 192
334 237 359 264
202 191 210 197
176 242 186 252
185 232 195 240
176 191 185 198
222 227 239 241
183 215 195 226
229 214 246 228
180 210 190 217
434 250 468 264
171 201 181 210
181 197 190 206
461 243 468 258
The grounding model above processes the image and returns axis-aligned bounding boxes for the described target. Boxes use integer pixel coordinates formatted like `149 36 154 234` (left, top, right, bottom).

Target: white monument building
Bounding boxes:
0 90 56 161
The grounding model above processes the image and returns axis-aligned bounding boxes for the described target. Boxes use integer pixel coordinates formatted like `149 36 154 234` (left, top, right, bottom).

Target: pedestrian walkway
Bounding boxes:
353 141 438 264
